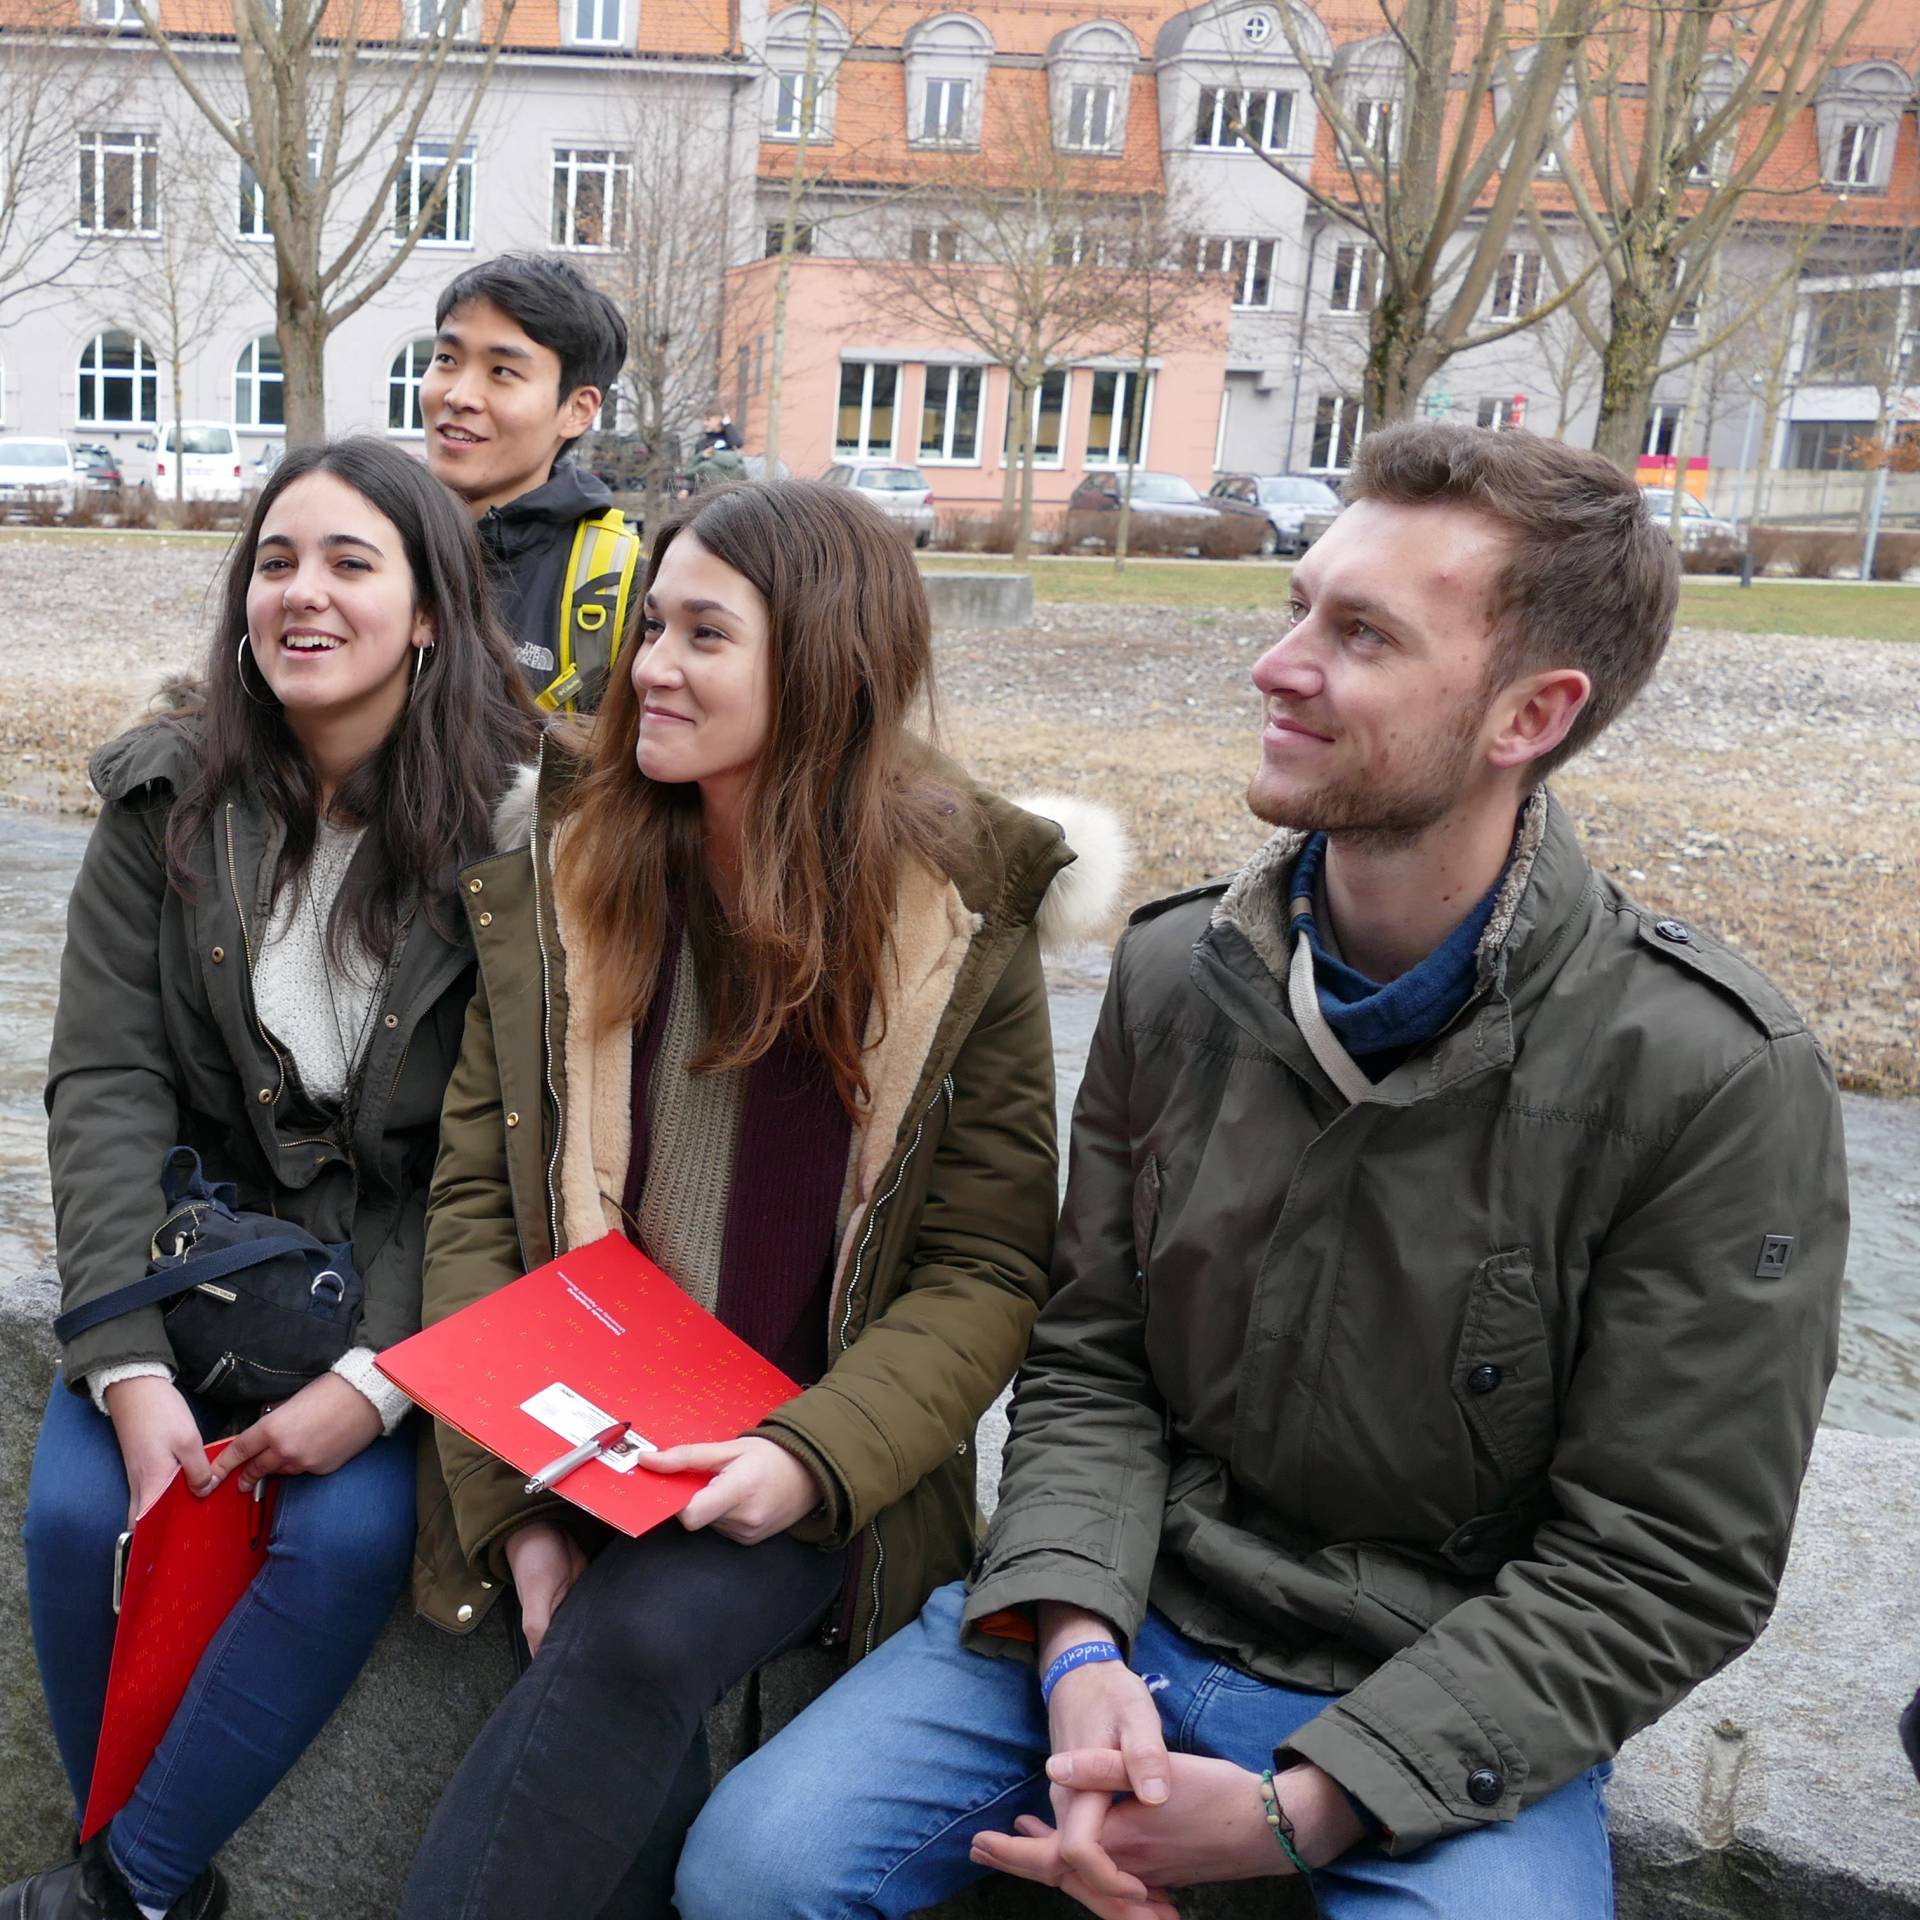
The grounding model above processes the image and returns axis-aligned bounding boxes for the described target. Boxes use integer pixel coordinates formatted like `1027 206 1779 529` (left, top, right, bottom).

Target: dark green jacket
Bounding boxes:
414 750 1110 1648
966 792 1847 1852
47 718 483 1398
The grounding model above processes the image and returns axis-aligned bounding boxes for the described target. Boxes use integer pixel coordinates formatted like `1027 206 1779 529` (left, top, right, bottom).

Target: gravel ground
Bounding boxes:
4 531 1915 1092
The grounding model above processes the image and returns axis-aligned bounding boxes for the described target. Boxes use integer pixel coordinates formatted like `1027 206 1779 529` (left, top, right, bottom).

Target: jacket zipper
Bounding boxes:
224 805 287 1108
528 782 563 1257
837 1073 955 1655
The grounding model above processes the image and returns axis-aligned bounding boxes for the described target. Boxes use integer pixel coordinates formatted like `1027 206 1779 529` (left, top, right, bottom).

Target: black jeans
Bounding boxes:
400 1525 847 1920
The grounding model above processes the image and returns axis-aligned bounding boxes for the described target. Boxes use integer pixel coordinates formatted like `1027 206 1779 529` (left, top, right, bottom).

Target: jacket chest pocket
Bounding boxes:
1451 1249 1557 1485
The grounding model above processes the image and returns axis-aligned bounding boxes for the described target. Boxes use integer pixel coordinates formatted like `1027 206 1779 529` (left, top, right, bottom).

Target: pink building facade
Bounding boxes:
722 257 1236 510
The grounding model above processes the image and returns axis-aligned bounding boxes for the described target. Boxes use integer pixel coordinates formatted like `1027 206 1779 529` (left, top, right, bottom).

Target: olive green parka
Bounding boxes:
965 792 1848 1853
414 750 1124 1654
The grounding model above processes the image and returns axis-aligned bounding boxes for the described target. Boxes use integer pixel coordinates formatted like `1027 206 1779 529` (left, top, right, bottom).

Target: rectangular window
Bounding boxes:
403 0 477 36
1642 404 1679 458
911 226 962 264
1833 122 1879 187
1308 394 1363 471
836 361 898 457
395 138 474 246
763 220 816 257
1003 368 1069 467
1355 98 1393 157
1804 287 1898 382
1065 82 1117 151
77 129 159 235
90 0 140 29
1193 86 1292 152
772 72 823 139
571 0 622 44
551 147 630 250
1086 369 1151 466
920 363 983 462
1476 396 1527 430
1051 230 1105 268
1669 255 1699 328
1194 237 1279 309
1329 242 1377 314
1489 250 1541 321
1785 419 1876 469
923 78 969 144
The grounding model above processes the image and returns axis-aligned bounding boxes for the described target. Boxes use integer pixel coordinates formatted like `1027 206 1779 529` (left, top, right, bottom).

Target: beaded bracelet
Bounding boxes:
1259 1768 1311 1878
1039 1639 1122 1704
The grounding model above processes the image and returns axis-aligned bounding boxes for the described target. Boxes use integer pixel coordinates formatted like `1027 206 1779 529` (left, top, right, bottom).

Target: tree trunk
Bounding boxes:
277 280 329 446
1361 280 1435 427
1591 286 1669 472
1008 374 1036 563
170 355 185 509
1115 352 1148 573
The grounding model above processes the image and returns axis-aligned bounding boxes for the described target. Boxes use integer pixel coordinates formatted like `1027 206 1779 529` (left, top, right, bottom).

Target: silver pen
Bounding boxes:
525 1416 631 1495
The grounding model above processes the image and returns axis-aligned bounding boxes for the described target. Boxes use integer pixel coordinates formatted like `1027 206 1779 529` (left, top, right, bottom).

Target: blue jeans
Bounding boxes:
22 1373 416 1908
676 1581 1614 1920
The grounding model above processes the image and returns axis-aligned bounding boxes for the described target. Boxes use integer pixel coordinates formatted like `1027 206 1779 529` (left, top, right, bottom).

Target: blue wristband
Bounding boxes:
1040 1639 1122 1703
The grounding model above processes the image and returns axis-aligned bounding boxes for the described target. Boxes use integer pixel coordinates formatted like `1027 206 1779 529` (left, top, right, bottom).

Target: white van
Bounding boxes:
125 422 248 504
0 437 79 519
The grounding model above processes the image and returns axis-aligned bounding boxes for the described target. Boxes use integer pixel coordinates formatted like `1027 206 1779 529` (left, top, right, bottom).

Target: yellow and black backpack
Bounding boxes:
534 506 644 714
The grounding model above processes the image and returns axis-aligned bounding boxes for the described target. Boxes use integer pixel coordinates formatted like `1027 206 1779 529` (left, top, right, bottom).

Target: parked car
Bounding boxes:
1066 470 1268 556
72 442 123 496
823 460 935 546
1639 486 1744 559
0 437 78 519
1208 473 1342 557
124 421 248 504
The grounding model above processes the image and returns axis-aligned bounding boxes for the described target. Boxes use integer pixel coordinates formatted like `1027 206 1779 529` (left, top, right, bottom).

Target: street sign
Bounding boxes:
1423 390 1454 418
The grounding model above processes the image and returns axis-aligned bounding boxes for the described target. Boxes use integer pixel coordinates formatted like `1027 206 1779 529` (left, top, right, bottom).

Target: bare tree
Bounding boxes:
862 98 1138 560
0 0 130 321
1255 0 1599 424
1546 0 1873 469
579 91 735 533
125 0 521 441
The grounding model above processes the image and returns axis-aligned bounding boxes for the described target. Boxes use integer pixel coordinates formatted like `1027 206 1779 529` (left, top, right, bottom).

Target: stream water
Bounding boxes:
4 813 1914 1435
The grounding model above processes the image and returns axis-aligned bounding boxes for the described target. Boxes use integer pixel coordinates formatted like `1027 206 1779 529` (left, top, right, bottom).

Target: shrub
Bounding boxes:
1679 535 1744 575
1196 514 1266 560
23 493 65 527
933 507 1062 554
1869 529 1920 581
65 491 104 528
1746 525 1860 579
112 486 157 530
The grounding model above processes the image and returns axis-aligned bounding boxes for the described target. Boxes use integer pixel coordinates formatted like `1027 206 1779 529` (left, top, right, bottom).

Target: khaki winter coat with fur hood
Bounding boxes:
412 746 1126 1653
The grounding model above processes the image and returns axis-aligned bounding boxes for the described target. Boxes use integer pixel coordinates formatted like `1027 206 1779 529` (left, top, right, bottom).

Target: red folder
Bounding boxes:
376 1233 801 1538
81 1450 277 1842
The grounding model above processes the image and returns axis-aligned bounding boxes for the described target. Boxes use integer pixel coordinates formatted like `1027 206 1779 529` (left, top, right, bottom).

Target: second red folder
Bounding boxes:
375 1232 801 1537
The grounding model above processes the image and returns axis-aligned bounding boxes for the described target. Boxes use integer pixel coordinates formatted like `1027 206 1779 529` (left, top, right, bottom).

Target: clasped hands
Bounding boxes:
968 1605 1363 1918
507 1434 817 1655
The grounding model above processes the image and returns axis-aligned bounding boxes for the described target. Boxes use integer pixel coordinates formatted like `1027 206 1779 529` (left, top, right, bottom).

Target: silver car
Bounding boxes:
823 460 935 546
1639 487 1743 557
0 437 78 518
1209 473 1343 557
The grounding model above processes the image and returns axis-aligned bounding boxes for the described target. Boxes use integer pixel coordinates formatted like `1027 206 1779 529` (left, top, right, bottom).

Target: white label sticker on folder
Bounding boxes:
520 1381 654 1473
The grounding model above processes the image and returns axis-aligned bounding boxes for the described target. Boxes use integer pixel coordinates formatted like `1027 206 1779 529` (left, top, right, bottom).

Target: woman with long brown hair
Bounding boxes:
401 479 1124 1918
10 438 540 1920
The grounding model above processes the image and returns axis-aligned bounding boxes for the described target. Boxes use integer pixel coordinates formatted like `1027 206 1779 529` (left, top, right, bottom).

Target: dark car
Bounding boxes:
1066 470 1269 557
1209 473 1341 557
72 442 123 495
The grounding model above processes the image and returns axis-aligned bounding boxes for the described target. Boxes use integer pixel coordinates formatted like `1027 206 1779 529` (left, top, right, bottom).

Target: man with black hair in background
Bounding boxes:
424 253 640 714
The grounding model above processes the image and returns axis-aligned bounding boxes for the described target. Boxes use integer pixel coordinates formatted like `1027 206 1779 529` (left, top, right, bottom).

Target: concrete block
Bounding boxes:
922 570 1034 631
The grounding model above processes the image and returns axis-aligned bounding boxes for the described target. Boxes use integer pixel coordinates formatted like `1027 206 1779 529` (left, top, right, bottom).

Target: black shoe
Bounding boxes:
0 1833 226 1920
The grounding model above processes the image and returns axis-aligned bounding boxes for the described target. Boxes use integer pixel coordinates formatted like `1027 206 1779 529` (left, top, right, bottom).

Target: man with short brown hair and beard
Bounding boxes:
672 421 1850 1920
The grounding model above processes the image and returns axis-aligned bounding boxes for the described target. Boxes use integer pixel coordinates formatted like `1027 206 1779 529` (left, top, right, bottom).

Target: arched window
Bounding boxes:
388 337 436 434
234 334 285 429
76 329 158 425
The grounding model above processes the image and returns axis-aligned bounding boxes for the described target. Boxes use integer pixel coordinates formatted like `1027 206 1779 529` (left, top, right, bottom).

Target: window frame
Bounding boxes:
1475 395 1526 431
1193 85 1292 153
1642 403 1680 459
1832 120 1879 187
74 328 158 426
76 128 160 236
835 360 900 459
1489 250 1542 322
910 225 962 264
1084 368 1155 468
919 363 984 465
921 76 971 146
394 137 476 249
1064 81 1118 152
551 144 632 251
1002 368 1070 470
568 0 624 47
1353 96 1394 159
1328 242 1378 315
401 0 478 40
387 337 438 437
1307 393 1364 472
770 70 828 141
233 334 286 431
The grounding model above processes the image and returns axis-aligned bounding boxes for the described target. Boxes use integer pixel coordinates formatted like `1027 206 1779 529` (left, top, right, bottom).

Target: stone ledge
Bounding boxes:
3 1261 1915 1918
921 570 1034 631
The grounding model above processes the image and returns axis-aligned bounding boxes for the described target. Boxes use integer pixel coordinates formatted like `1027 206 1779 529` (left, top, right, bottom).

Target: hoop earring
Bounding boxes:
412 641 435 692
235 633 277 707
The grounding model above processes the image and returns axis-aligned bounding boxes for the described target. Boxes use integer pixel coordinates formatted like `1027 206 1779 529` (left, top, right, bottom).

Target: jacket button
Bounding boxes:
257 1087 273 1104
1467 1364 1503 1394
210 946 225 963
480 1579 493 1590
1655 918 1691 944
468 878 483 894
505 1111 520 1128
477 911 492 927
383 1013 399 1029
456 1603 474 1623
1467 1767 1504 1806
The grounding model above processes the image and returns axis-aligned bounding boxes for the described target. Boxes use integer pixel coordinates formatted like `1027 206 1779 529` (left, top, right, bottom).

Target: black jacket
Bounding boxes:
476 459 618 710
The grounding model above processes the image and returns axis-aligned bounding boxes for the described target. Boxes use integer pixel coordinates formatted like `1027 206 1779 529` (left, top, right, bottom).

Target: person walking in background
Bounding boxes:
7 440 540 1920
674 422 1849 1920
423 253 641 715
399 480 1124 1919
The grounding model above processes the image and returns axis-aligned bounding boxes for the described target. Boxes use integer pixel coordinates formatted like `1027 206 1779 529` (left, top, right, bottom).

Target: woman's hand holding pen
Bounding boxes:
205 1373 383 1494
506 1521 589 1656
104 1375 214 1524
638 1435 820 1545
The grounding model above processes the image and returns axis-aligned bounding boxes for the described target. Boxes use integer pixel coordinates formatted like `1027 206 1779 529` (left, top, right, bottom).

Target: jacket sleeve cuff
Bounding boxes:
63 1306 175 1395
330 1346 413 1437
757 1424 851 1544
88 1360 174 1415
